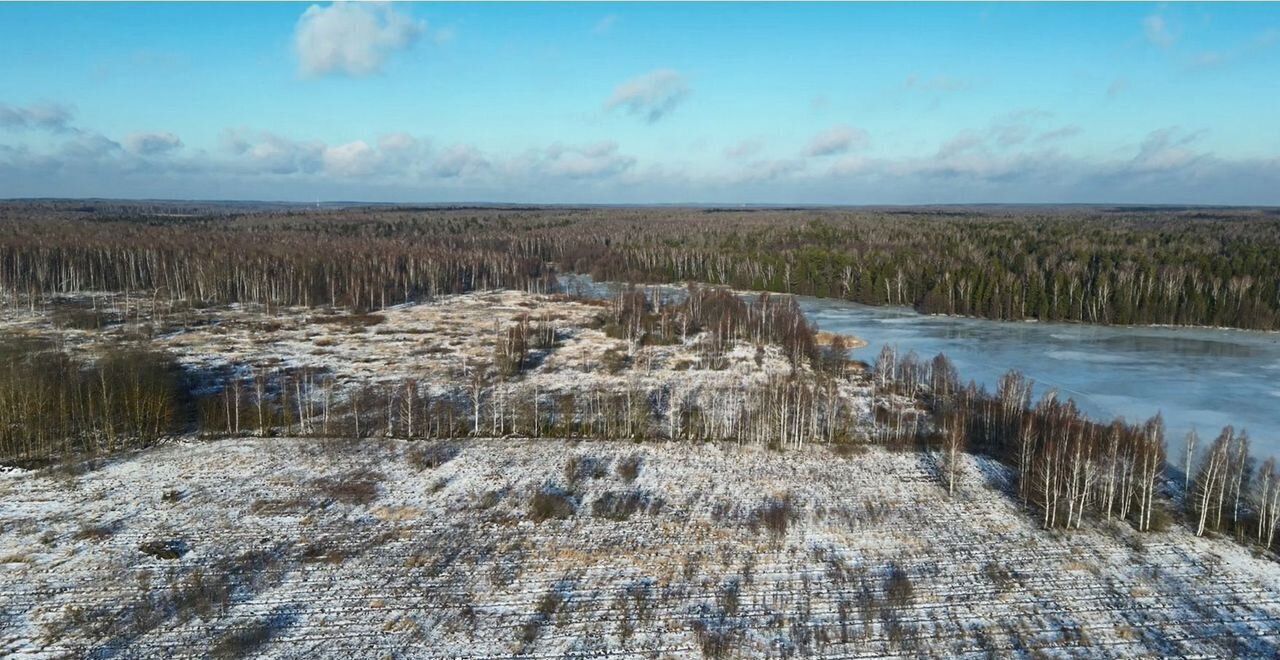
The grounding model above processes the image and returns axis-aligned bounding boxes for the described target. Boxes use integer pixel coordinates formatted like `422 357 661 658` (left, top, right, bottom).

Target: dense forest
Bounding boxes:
2 202 1279 329
562 207 1280 330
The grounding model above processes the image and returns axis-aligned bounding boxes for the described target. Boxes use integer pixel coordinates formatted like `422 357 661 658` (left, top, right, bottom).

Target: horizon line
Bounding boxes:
4 197 1278 211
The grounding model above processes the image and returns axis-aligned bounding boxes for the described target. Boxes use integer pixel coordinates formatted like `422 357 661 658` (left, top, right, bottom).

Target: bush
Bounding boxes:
615 454 642 483
73 523 117 542
139 539 189 560
692 612 741 660
752 495 794 538
407 442 459 470
314 312 385 328
529 485 577 522
519 586 567 646
591 490 664 521
211 619 274 659
50 305 118 330
313 469 383 505
601 348 629 374
831 442 869 458
885 563 915 608
564 455 607 484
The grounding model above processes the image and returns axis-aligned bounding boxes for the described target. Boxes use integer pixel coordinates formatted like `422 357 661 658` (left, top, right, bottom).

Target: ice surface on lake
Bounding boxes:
799 296 1280 458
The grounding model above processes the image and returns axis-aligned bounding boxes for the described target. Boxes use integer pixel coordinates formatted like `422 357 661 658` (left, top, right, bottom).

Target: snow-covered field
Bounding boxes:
0 289 816 400
3 437 1279 658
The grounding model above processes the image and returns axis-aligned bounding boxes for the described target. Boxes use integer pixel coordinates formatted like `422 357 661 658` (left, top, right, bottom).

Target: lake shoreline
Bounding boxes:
557 273 1280 337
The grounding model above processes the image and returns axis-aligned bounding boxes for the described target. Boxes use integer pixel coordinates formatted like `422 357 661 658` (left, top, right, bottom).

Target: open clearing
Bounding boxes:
0 289 814 400
3 437 1279 658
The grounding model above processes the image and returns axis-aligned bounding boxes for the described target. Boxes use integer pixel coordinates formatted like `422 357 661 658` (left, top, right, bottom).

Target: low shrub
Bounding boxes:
313 468 383 505
139 539 189 560
407 442 459 471
591 490 664 521
615 454 642 483
885 563 915 608
529 485 577 522
565 455 608 484
211 619 274 659
752 495 794 539
601 348 629 374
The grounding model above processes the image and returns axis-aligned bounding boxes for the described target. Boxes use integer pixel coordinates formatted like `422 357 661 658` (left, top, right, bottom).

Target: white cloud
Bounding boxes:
1131 127 1205 172
828 156 871 178
6 110 1277 205
323 140 381 177
0 101 76 132
806 125 869 157
737 158 807 183
432 144 488 179
125 131 182 155
990 110 1051 147
937 132 985 159
219 128 325 174
543 142 635 179
376 132 427 164
294 2 427 77
1143 12 1177 48
1188 51 1227 70
605 69 690 123
60 133 123 161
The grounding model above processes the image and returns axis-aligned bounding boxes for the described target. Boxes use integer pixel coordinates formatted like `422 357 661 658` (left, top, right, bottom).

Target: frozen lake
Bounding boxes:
800 297 1280 458
563 275 1280 459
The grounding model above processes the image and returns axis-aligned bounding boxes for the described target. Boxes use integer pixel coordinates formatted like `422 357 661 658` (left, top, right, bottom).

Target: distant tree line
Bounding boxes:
565 210 1280 330
3 203 1279 329
0 210 553 312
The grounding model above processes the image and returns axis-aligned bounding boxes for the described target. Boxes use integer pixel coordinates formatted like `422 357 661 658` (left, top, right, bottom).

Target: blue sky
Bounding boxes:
1 2 1278 204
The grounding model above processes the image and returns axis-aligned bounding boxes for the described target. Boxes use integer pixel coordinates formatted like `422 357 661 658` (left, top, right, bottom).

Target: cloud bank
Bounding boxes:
0 102 76 133
1 100 1276 206
125 132 182 155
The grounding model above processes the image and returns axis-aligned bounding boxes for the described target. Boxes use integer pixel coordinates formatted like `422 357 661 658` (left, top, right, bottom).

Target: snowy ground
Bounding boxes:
0 289 817 399
3 437 1279 658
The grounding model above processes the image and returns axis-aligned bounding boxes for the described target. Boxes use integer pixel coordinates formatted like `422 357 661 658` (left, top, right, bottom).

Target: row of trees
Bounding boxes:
872 347 1280 555
874 349 1168 531
1185 426 1280 551
191 372 860 451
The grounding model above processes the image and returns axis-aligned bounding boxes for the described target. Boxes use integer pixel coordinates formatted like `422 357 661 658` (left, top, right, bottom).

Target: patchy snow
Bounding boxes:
0 289 814 402
2 438 1279 657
